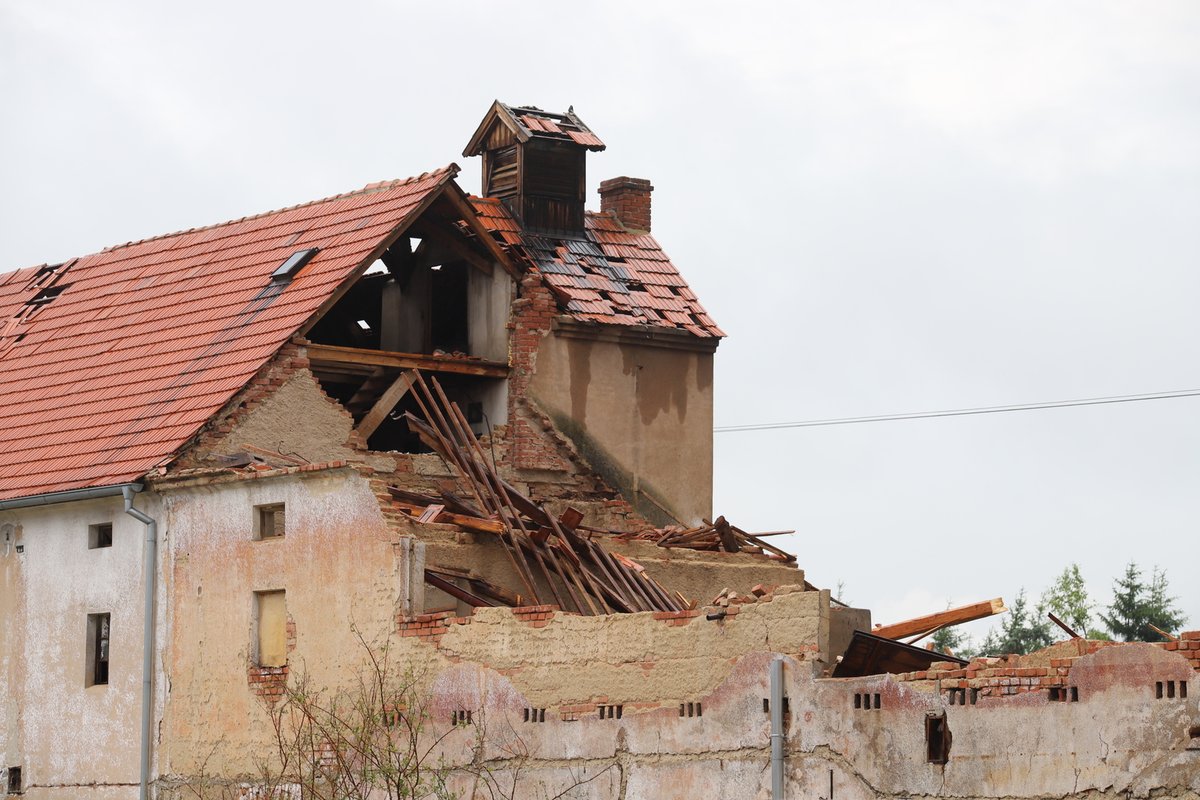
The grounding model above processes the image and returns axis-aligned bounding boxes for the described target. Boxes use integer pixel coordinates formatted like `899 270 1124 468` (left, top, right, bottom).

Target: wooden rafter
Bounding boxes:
872 598 1007 641
355 371 416 440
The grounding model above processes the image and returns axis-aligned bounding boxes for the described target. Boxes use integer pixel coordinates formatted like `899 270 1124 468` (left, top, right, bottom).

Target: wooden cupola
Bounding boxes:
463 101 605 234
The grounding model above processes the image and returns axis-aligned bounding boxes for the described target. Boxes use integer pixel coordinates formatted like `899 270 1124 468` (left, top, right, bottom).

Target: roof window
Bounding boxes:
271 248 320 282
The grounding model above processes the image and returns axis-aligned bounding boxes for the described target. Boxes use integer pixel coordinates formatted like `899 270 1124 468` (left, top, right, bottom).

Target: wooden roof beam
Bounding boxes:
306 343 508 378
436 185 520 278
872 597 1007 641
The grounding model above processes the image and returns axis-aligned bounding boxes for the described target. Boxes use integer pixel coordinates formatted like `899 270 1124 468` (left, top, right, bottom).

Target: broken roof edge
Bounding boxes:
293 168 464 338
551 316 722 352
462 100 605 157
95 164 463 258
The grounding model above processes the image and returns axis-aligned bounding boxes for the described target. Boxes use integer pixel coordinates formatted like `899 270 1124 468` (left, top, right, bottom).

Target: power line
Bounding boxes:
713 388 1200 433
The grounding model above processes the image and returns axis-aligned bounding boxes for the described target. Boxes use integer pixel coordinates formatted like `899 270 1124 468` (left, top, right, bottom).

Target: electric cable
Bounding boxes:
713 387 1200 433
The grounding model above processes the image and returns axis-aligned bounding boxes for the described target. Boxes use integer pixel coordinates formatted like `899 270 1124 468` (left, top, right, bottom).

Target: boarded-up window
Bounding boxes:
255 504 285 540
86 613 110 687
256 591 287 667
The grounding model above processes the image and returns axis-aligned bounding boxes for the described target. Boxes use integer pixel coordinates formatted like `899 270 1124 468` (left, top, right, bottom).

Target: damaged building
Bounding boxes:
1 103 1197 800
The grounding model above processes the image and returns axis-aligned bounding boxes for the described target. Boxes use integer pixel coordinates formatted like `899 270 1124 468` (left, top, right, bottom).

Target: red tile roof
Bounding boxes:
471 198 724 339
0 167 456 501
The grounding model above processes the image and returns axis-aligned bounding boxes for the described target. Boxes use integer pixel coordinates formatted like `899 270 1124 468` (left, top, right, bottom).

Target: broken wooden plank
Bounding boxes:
1047 612 1082 639
713 515 740 552
355 370 416 440
1148 623 1178 642
424 570 494 608
417 504 445 524
873 598 1008 641
391 501 505 535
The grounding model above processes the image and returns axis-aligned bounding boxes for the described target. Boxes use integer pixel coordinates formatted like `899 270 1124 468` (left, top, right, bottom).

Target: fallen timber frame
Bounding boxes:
395 370 687 616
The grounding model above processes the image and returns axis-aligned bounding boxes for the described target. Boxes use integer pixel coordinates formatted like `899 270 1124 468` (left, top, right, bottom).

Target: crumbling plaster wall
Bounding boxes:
529 330 715 527
193 365 394 472
804 643 1200 799
157 467 410 778
0 496 159 799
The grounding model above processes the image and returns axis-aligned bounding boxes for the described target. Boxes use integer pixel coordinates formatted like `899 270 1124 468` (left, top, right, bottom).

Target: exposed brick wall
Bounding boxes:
397 610 472 646
598 177 653 232
507 273 572 472
892 632 1199 700
246 616 297 704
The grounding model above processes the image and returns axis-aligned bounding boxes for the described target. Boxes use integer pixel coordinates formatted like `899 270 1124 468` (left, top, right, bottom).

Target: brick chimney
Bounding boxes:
599 177 654 232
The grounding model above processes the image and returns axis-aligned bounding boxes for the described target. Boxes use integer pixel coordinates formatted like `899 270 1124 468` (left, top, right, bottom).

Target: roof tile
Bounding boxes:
0 167 456 500
470 199 722 340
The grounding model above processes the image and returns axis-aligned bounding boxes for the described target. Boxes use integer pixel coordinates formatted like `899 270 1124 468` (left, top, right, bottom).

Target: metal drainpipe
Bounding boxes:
123 485 158 800
770 656 786 799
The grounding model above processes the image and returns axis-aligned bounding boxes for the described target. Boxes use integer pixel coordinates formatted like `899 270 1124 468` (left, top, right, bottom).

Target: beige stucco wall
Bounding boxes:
0 495 160 799
157 467 407 778
530 329 715 526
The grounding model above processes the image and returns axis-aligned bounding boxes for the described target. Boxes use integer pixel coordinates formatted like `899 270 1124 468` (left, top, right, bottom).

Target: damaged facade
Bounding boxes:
1 103 1197 799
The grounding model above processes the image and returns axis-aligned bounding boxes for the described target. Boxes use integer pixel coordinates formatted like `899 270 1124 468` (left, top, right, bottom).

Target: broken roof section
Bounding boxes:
0 168 456 501
463 101 606 156
472 198 725 338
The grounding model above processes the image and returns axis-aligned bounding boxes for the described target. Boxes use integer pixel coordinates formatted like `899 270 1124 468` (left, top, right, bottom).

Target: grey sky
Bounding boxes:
2 1 1197 640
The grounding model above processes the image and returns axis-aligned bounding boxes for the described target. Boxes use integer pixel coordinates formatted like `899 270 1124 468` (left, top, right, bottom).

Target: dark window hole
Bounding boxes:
926 714 950 764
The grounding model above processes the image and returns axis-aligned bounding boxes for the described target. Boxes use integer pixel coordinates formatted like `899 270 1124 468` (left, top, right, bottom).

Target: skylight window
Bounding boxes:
356 319 371 331
271 248 320 282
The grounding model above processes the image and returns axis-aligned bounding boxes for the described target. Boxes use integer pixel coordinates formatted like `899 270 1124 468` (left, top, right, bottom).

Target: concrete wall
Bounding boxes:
529 327 715 526
0 495 161 800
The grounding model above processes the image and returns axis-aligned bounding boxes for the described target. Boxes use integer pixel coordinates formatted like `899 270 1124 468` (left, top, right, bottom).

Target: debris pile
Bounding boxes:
391 372 692 615
617 516 796 561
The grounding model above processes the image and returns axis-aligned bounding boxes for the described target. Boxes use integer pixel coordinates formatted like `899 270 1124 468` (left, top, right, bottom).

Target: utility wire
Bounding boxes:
713 388 1200 433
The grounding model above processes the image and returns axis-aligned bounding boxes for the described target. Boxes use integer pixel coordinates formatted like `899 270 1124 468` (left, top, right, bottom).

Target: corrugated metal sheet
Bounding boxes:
0 168 455 501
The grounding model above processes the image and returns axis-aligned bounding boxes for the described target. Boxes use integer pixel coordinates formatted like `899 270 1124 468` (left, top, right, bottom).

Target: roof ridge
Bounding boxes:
101 163 460 254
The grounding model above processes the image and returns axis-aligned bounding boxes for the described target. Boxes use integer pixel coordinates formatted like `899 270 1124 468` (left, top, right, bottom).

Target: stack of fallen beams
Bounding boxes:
617 516 797 562
393 372 690 615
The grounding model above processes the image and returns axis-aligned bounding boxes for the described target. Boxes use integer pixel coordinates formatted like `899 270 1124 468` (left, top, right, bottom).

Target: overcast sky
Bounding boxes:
2 1 1197 641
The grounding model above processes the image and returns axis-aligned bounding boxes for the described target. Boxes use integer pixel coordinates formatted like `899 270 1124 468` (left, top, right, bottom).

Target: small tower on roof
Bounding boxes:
463 101 605 234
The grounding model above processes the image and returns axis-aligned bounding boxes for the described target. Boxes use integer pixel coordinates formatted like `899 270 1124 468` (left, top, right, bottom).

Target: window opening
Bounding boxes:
255 591 288 667
255 504 285 540
6 766 21 795
926 713 950 764
89 522 113 549
86 613 110 687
